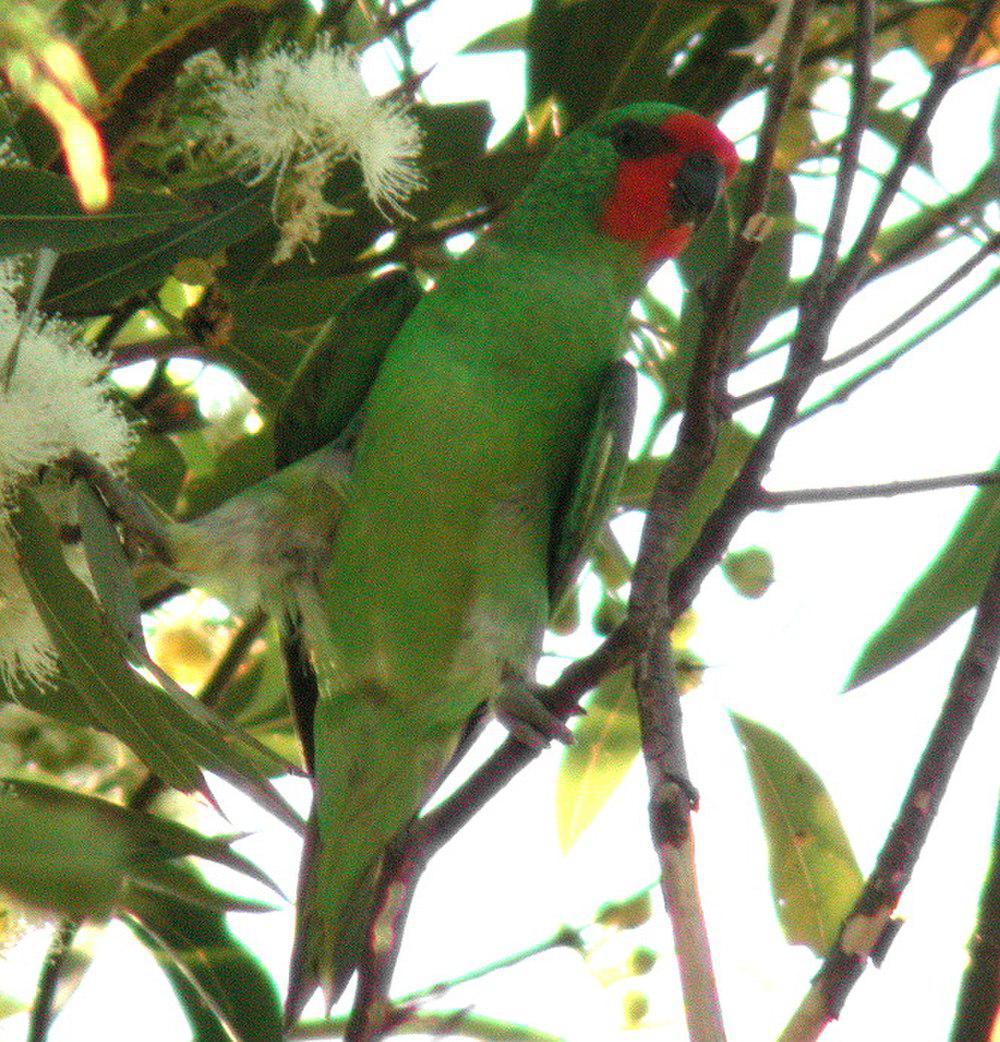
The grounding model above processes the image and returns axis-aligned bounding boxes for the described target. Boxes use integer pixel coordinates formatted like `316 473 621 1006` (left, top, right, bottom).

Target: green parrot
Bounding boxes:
155 100 738 1020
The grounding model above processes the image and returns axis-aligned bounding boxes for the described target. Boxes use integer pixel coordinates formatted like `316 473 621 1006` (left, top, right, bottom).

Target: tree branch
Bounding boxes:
759 469 1000 507
732 232 1000 411
825 0 998 313
295 1009 562 1041
26 920 80 1042
948 796 1000 1042
780 543 1000 1041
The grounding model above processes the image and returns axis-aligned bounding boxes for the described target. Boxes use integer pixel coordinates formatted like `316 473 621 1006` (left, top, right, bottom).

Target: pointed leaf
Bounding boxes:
0 168 192 253
847 464 1000 689
3 779 281 896
10 489 203 791
126 871 283 1042
76 481 146 654
557 670 640 850
731 713 863 954
42 179 272 315
0 779 127 918
10 491 303 831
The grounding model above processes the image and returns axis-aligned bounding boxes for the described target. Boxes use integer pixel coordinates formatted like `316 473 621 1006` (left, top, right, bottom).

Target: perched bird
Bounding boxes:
156 100 738 1020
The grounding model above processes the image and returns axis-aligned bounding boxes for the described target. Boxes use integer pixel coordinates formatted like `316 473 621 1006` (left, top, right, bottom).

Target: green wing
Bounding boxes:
274 268 423 468
274 268 422 767
549 360 637 613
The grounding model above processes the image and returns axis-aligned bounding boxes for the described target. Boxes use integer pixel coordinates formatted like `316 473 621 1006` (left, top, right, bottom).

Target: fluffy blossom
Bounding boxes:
199 38 424 260
0 260 133 506
0 259 133 687
0 525 58 688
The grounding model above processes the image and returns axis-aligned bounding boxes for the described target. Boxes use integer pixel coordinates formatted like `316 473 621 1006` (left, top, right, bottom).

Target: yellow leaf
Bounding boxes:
0 9 110 211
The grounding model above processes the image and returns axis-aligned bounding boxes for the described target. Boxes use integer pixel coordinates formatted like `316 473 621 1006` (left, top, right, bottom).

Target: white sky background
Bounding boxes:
4 2 1000 1040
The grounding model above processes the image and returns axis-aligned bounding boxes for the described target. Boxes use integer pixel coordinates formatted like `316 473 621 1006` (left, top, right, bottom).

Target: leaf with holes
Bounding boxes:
731 714 862 954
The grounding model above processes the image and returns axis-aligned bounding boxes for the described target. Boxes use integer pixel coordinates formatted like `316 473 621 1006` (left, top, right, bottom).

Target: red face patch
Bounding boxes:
599 112 739 265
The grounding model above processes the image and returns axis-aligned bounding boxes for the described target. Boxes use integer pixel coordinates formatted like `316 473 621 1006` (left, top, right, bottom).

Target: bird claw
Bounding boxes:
493 679 574 749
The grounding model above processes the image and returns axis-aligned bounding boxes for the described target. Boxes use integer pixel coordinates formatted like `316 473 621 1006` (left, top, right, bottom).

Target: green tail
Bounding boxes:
284 702 453 1022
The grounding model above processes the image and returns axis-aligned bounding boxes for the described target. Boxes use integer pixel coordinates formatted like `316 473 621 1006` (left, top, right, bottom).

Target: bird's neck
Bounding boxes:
494 178 648 306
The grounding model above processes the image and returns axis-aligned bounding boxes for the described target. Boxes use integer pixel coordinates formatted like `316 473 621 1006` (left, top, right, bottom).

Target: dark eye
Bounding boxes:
609 119 669 160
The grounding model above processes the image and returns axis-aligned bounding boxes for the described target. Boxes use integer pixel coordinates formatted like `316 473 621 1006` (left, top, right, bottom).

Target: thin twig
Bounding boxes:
396 925 582 1004
948 796 1000 1042
733 233 1000 410
760 469 1000 507
780 544 1000 1042
26 919 80 1042
826 0 998 312
293 1009 562 1041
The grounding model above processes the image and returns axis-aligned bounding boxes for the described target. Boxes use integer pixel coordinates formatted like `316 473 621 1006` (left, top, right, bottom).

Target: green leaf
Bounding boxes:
76 481 146 654
731 714 863 955
10 491 301 830
177 430 276 518
213 323 309 410
126 868 283 1042
3 778 280 897
527 0 713 127
42 179 272 316
557 669 640 850
0 780 127 918
0 993 26 1020
0 168 193 253
618 422 756 562
0 779 277 923
126 430 188 513
11 489 203 792
846 465 1000 689
231 275 366 331
462 16 530 53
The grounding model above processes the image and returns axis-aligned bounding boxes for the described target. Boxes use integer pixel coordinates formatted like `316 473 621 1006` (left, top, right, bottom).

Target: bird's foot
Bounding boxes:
493 678 574 749
65 450 174 564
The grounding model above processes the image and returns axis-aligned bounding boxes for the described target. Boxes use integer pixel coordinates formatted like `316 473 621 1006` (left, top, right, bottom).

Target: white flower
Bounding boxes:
199 37 424 260
0 259 133 687
0 523 58 688
0 260 134 510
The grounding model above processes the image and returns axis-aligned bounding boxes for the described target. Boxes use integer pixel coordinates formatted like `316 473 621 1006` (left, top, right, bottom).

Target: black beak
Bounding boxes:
674 152 726 224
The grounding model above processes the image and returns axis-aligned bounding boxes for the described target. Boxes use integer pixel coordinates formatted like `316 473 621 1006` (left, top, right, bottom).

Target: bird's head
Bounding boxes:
511 103 739 268
592 103 740 263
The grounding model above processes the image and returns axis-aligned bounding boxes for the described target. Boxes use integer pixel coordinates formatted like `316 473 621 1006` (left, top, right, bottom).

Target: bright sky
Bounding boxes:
3 4 999 1041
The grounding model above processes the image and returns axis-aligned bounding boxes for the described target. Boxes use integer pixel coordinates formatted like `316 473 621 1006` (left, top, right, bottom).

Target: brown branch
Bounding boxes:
759 469 1000 507
948 796 1000 1042
732 232 1000 410
780 544 1000 1041
825 0 998 313
627 8 822 1039
670 0 994 620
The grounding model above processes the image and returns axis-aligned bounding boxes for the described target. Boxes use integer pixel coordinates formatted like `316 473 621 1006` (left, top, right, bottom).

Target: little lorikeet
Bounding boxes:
160 101 738 1020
